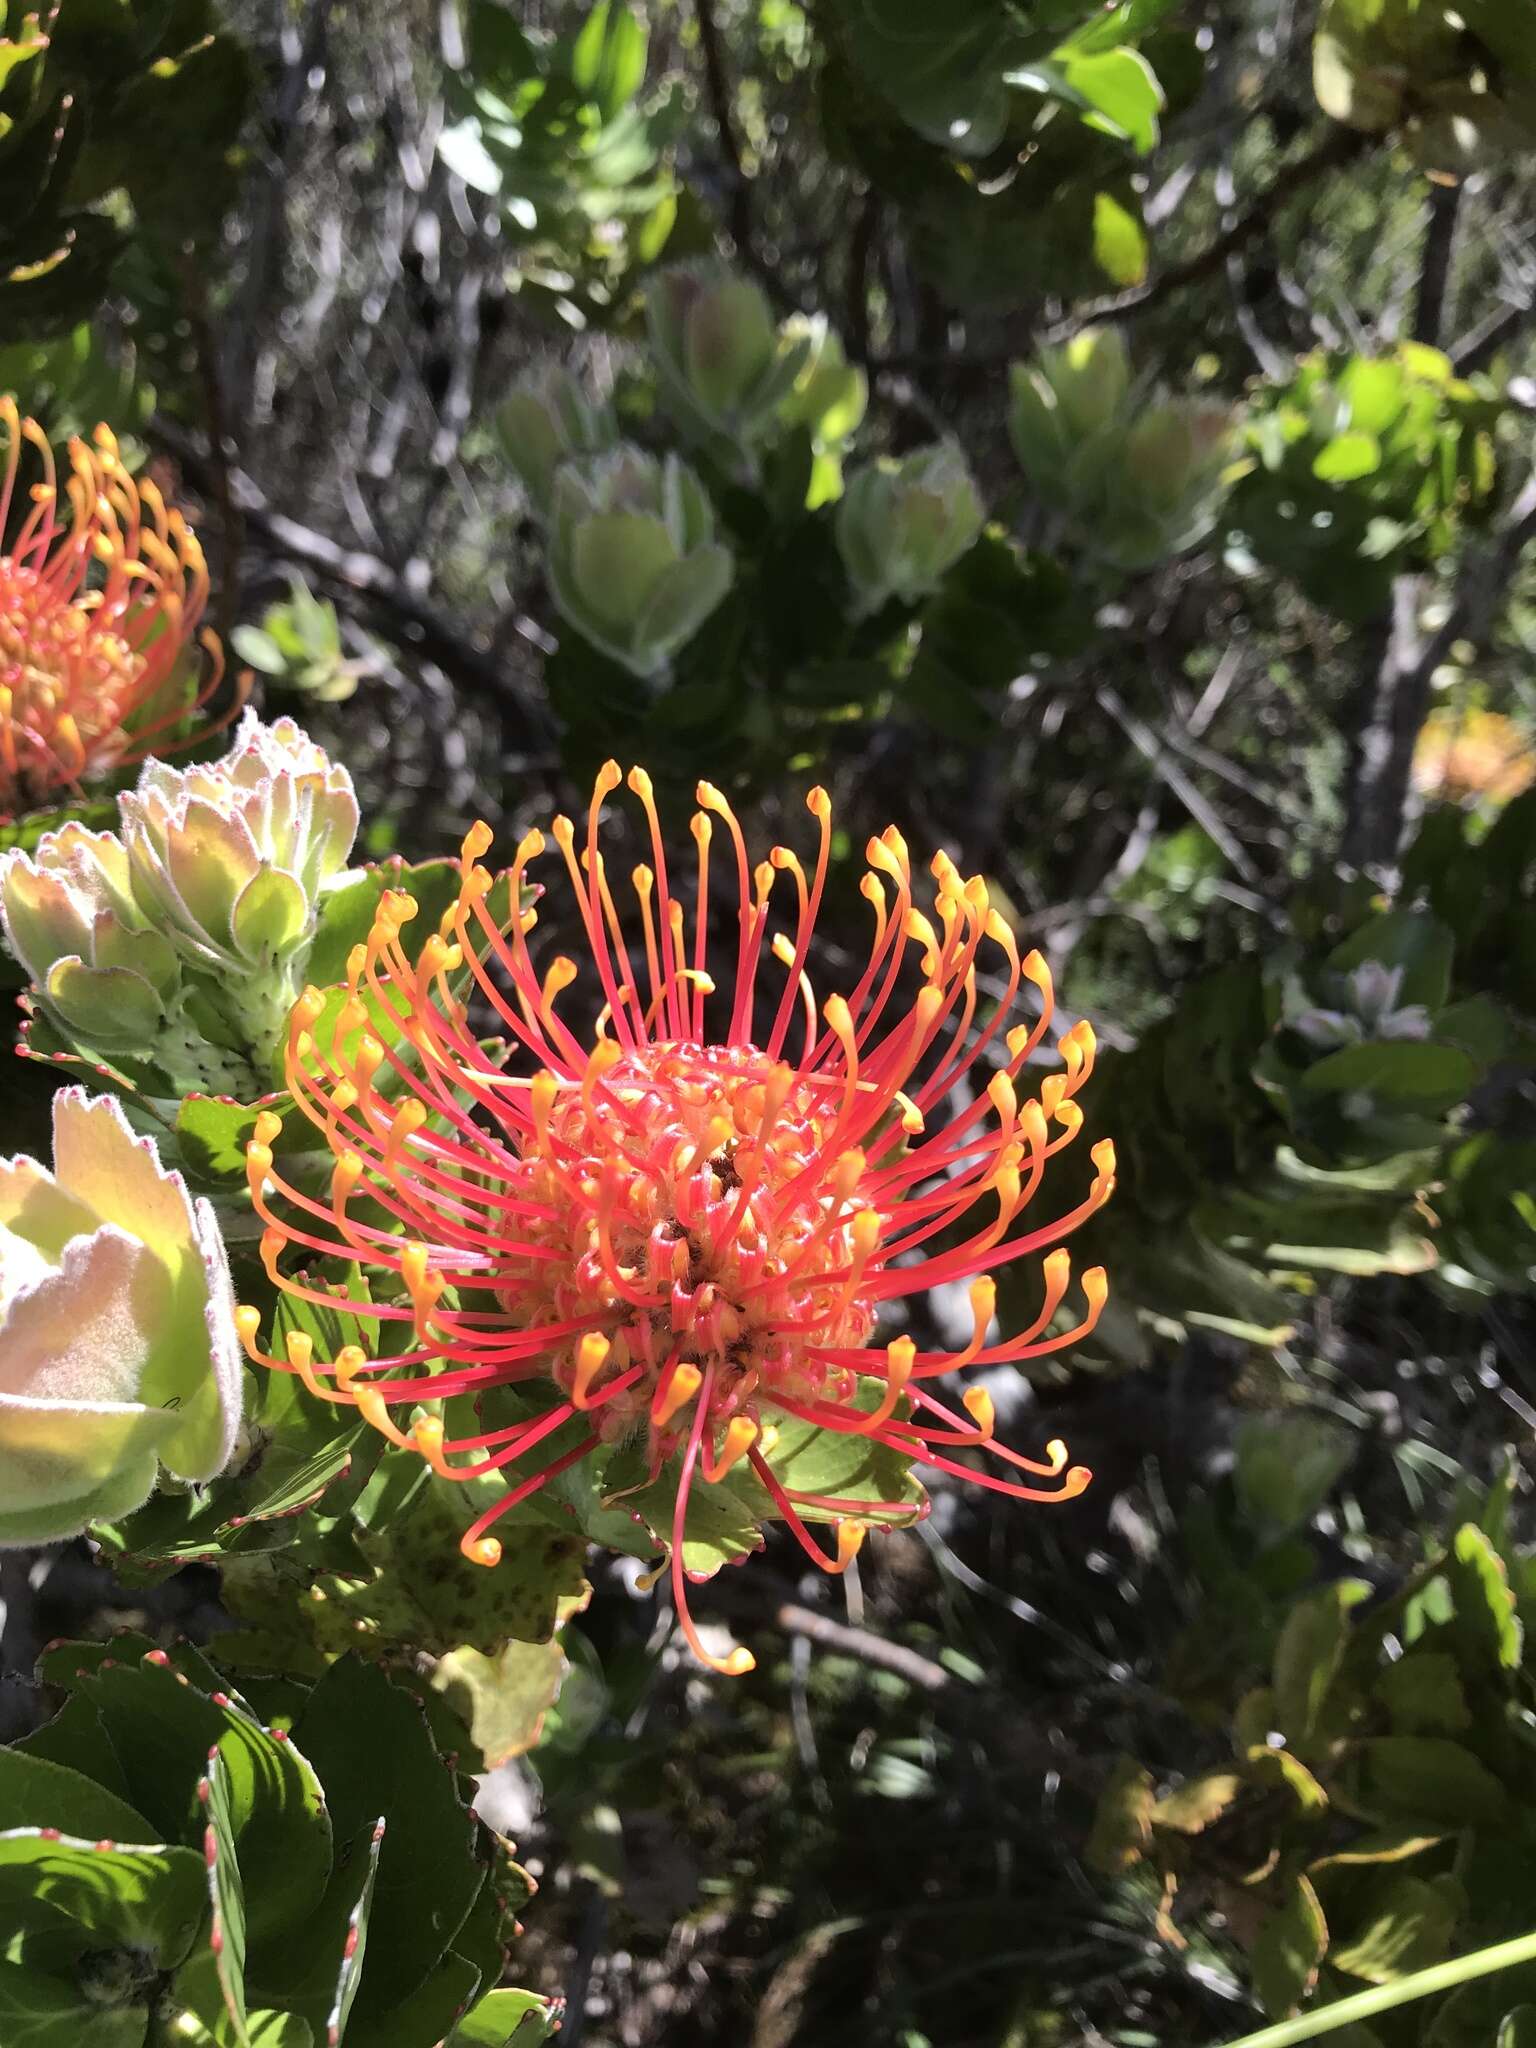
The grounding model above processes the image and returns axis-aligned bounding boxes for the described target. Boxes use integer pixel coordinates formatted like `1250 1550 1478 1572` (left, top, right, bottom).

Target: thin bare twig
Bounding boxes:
152 414 553 719
1412 179 1461 345
1095 683 1265 889
1344 469 1536 868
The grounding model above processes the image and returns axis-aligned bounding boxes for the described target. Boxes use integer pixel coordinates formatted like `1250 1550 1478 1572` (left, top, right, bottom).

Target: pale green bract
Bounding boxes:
0 1089 242 1545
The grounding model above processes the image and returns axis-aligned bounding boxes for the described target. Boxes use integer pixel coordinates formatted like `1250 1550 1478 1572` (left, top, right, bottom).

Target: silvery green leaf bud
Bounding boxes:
498 363 618 519
547 447 735 677
835 442 985 615
647 261 813 457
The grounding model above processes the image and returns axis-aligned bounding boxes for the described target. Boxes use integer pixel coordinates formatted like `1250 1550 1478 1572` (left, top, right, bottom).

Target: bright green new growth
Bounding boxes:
546 445 734 676
231 574 366 704
0 712 359 1097
774 314 869 507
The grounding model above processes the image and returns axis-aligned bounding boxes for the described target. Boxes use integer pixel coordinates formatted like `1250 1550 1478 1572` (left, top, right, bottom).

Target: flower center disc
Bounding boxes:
508 1039 877 1431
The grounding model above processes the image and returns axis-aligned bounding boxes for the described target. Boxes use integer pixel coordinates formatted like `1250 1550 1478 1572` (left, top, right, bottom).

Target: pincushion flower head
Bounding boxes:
0 1089 243 1546
241 768 1114 1674
0 398 245 821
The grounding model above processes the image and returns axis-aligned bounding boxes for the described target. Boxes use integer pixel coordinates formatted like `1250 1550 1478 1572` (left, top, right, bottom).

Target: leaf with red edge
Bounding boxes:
200 1747 250 2044
326 1816 384 2045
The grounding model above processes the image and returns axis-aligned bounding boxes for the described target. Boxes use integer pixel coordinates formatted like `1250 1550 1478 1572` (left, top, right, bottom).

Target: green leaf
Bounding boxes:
200 1751 249 2045
306 860 467 990
15 1695 139 1808
1328 1872 1464 1983
1374 1653 1470 1736
1447 1522 1524 1674
348 1951 481 2048
1310 1827 1445 1873
0 1959 141 2048
232 868 310 963
1359 1738 1507 1829
431 1640 568 1770
1313 430 1382 481
1092 189 1147 285
451 1987 561 2045
612 1378 924 1578
326 1816 384 2046
289 1659 484 2028
1273 1579 1371 1740
1084 1755 1155 1874
61 1661 331 1956
307 1469 592 1657
1152 1769 1245 1833
1298 1040 1478 1104
248 2016 316 2047
1329 911 1454 1013
0 1827 207 1974
570 2 647 124
1335 1875 1466 1982
1252 1871 1328 2017
0 1745 154 1843
1056 45 1163 151
230 626 290 675
174 1092 294 1177
0 32 47 92
1234 1413 1354 1540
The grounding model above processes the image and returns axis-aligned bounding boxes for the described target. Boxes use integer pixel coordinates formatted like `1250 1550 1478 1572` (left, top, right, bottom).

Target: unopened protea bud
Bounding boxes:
1009 326 1132 500
0 1089 242 1545
547 447 735 677
835 442 984 615
647 262 813 461
1 714 359 1093
119 712 358 973
497 363 618 519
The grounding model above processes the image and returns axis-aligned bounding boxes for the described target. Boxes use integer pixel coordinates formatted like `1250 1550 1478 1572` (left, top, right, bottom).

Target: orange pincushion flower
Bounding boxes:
240 766 1114 1673
0 399 245 820
1412 707 1536 807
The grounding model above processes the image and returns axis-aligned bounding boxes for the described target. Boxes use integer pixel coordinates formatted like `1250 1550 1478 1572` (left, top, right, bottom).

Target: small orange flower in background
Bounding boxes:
1413 706 1536 807
241 768 1114 1673
0 398 245 822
